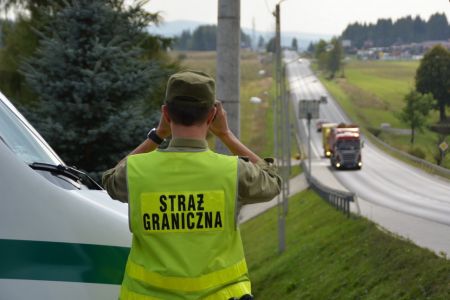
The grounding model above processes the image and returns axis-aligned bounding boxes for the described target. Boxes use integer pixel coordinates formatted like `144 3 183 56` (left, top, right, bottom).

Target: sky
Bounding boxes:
143 0 450 35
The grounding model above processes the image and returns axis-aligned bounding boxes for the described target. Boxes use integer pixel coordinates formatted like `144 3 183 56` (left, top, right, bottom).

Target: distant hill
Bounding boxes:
149 20 208 37
148 20 332 50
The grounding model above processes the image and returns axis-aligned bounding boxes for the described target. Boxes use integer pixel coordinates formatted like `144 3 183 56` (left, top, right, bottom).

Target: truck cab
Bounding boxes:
329 124 362 170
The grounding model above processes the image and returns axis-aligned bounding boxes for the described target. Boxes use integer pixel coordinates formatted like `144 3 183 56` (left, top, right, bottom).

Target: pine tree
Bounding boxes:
327 38 343 78
291 38 298 51
20 0 168 180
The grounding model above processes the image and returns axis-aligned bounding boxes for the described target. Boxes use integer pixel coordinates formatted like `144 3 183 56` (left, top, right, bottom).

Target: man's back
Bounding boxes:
103 70 281 299
122 148 250 299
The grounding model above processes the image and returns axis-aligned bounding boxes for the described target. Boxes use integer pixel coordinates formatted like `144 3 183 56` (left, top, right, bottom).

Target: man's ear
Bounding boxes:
162 105 171 123
206 106 217 125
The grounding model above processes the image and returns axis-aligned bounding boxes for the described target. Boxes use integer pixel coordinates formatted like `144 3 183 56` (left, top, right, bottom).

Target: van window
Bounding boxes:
0 101 56 165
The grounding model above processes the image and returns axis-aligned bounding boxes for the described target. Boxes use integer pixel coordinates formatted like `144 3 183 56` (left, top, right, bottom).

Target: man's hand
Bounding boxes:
156 105 171 138
209 101 261 163
209 101 231 138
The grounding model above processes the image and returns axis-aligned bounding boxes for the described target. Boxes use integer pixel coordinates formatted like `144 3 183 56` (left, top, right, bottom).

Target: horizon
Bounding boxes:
144 0 450 36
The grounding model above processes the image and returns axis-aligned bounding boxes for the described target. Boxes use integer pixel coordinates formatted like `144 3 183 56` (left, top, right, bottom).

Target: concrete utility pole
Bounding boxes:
216 0 240 153
274 3 288 253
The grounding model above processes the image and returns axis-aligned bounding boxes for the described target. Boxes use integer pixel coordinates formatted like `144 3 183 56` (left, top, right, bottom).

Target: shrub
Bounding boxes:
408 147 426 159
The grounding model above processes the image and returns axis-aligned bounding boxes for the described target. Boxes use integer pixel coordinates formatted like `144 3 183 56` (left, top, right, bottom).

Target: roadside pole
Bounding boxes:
274 3 287 253
307 113 312 177
298 100 321 177
216 0 240 153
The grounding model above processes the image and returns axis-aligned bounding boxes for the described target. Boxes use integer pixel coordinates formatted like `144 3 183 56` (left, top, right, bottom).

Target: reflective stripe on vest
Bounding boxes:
123 149 249 299
126 258 248 292
120 281 251 300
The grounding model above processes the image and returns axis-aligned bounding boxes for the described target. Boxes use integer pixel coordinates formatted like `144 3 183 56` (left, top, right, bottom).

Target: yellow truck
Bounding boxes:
321 123 338 157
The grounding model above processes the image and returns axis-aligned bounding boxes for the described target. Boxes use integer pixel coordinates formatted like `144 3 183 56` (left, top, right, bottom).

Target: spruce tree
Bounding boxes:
21 0 168 181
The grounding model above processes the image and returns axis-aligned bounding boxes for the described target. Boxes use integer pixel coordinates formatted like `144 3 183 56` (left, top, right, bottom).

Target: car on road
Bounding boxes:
0 91 131 299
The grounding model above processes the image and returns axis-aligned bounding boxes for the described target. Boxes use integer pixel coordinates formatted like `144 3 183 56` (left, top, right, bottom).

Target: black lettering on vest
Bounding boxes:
170 195 175 212
188 194 196 211
143 213 151 230
197 194 204 211
181 212 185 229
187 212 195 229
178 195 186 211
160 195 167 212
196 212 204 229
214 212 223 228
161 213 170 230
168 195 177 212
205 212 213 228
171 213 179 229
152 214 160 230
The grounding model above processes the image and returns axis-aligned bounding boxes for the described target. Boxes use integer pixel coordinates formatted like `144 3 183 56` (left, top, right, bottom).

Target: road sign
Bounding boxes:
298 99 320 119
439 142 448 152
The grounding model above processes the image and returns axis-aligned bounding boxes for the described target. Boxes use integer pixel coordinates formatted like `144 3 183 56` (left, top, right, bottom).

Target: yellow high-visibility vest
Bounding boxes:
121 149 251 299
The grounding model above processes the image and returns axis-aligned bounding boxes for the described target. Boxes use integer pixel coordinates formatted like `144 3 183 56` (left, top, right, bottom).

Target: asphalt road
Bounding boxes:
284 51 450 254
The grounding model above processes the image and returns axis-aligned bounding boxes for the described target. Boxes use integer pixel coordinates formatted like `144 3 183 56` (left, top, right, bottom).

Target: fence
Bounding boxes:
300 160 355 217
368 132 450 179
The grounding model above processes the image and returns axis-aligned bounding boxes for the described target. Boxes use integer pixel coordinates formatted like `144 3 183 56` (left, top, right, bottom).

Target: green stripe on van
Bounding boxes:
0 239 130 284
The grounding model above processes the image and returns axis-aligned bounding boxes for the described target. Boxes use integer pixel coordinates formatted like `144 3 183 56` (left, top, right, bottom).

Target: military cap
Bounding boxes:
165 70 215 108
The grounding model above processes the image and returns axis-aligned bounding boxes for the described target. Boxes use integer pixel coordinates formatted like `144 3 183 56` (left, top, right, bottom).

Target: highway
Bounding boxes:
284 51 450 254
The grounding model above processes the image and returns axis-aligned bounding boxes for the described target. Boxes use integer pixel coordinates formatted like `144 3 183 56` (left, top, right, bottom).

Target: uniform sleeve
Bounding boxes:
237 158 282 204
102 159 129 203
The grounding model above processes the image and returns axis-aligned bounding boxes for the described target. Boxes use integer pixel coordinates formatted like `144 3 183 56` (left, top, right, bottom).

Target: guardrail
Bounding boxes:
300 160 355 217
368 132 450 179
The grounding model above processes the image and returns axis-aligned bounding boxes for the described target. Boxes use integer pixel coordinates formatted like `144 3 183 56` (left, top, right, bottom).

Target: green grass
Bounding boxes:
318 60 450 169
241 189 450 299
290 164 302 178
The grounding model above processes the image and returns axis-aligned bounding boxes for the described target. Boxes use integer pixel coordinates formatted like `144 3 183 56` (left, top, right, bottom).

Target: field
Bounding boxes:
319 60 450 168
173 50 275 157
241 189 450 299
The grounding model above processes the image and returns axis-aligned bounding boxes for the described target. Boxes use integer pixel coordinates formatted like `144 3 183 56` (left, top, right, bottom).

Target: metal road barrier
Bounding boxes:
300 160 355 217
368 133 450 179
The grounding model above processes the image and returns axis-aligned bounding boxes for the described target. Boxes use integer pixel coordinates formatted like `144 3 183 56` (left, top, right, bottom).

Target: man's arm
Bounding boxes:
102 108 171 202
127 107 171 156
237 158 282 204
209 101 261 163
209 101 282 203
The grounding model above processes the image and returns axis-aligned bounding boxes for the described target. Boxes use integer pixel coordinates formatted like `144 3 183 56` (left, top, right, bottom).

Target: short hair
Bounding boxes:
166 96 213 126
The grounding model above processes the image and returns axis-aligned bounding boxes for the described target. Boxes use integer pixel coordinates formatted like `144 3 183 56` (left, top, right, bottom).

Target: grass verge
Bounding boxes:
241 189 450 299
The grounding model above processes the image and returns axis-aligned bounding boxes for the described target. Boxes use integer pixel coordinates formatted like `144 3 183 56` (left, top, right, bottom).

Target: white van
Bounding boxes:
0 91 131 299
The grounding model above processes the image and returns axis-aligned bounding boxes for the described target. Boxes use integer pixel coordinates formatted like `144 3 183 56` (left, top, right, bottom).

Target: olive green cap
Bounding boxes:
165 70 215 108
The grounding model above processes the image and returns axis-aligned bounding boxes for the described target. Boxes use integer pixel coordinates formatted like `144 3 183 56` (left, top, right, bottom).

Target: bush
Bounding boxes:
368 127 381 137
408 147 426 159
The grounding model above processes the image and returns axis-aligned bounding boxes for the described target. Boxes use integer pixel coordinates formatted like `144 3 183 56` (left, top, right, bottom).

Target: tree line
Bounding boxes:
173 25 252 51
341 13 450 49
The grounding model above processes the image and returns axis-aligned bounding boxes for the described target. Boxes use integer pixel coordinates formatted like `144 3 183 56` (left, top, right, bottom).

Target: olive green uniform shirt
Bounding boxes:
102 138 281 205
